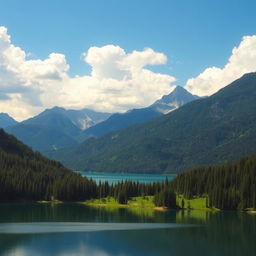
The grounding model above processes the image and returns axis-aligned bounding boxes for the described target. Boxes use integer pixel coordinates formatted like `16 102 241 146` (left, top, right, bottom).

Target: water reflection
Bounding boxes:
0 203 255 256
0 222 196 234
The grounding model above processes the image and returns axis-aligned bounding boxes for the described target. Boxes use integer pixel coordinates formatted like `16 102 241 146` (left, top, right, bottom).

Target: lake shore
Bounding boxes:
82 196 218 212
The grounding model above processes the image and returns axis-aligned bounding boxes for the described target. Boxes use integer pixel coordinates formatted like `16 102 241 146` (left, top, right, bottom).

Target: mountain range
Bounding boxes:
81 86 199 138
0 113 18 128
47 72 256 174
5 107 111 152
5 87 198 152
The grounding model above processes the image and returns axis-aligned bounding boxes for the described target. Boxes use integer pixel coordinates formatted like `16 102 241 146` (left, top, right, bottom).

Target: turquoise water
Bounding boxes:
0 203 255 256
77 171 176 184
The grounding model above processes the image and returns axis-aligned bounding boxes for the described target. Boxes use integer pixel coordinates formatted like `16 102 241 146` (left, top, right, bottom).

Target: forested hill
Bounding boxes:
172 153 256 210
48 72 256 174
0 129 96 201
0 128 171 203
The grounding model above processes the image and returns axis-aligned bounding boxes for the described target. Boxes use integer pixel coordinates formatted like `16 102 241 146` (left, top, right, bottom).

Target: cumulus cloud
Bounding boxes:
0 27 176 120
185 35 256 96
2 25 256 121
84 45 128 80
0 26 70 120
77 45 175 112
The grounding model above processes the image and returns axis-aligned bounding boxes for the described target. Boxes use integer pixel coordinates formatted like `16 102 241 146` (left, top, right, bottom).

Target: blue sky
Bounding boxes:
2 0 255 84
1 0 256 120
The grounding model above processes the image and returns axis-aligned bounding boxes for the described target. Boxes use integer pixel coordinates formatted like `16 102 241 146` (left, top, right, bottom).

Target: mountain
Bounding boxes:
4 88 197 151
5 107 111 152
150 86 200 114
0 113 18 128
6 123 78 152
23 108 81 137
46 107 111 130
81 86 199 138
48 72 256 174
6 109 80 152
0 128 95 201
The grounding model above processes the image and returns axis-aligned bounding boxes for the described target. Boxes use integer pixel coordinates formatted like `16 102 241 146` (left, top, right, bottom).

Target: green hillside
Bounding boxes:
0 129 96 201
48 73 256 173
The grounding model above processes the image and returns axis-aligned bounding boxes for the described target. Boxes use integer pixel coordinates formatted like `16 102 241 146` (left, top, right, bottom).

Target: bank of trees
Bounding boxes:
0 128 175 204
171 154 256 210
1 129 256 210
97 179 176 207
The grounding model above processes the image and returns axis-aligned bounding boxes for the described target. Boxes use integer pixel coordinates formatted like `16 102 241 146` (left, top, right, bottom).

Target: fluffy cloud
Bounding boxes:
76 45 175 112
0 26 70 120
185 35 256 96
2 26 256 121
0 27 176 120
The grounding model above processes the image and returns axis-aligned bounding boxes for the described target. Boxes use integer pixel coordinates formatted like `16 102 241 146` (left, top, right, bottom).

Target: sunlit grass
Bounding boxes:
84 196 155 209
176 195 219 211
84 195 218 213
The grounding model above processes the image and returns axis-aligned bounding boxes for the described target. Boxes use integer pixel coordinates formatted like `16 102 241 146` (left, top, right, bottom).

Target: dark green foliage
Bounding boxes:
117 190 128 204
49 73 256 173
0 129 177 205
181 199 185 209
154 187 176 208
0 129 97 201
171 153 256 210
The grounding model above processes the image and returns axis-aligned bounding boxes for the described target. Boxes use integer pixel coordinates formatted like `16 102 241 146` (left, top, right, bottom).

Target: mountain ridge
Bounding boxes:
0 113 18 128
81 86 199 138
5 107 112 152
47 72 256 174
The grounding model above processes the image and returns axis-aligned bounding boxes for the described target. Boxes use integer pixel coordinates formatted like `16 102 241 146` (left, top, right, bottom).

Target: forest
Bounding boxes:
172 154 256 210
0 128 172 203
1 128 256 210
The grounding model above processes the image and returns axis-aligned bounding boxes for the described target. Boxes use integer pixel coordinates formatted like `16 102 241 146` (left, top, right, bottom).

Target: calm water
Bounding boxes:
77 171 175 184
0 203 255 256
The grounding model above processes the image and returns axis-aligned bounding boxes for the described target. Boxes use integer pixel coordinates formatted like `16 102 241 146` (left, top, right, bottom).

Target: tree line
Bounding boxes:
1 128 256 210
171 154 256 210
0 146 175 205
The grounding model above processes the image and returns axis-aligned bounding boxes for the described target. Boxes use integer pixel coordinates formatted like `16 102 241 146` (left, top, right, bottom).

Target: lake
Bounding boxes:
77 171 176 184
0 203 255 256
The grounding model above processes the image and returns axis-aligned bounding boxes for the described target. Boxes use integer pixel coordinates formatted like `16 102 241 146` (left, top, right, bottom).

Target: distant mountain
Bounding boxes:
30 106 111 130
0 113 18 128
45 107 111 130
81 86 199 138
22 108 81 137
150 86 200 114
48 73 256 174
6 108 81 152
5 107 111 152
6 123 78 152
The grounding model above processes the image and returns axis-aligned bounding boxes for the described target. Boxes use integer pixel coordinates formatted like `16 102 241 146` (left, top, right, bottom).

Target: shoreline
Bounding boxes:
0 198 253 213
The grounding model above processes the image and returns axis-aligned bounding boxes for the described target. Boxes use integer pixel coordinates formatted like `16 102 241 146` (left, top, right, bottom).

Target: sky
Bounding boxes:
1 0 256 121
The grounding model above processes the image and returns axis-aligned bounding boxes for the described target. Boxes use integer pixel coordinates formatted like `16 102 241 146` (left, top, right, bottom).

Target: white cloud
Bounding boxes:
185 35 256 96
76 45 175 112
0 27 176 120
2 26 256 122
121 47 167 70
84 45 128 80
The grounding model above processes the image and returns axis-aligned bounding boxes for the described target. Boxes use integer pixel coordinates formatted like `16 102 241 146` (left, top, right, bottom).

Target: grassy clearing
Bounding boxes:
84 196 155 209
176 195 219 211
84 195 218 211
